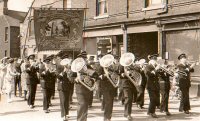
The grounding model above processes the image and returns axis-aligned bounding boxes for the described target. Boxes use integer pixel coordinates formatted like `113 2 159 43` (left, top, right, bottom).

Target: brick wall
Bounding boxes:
77 0 200 28
0 16 10 59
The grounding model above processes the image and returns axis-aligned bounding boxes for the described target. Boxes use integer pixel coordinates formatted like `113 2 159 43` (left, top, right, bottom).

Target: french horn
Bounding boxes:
120 52 142 91
100 54 119 88
71 58 96 91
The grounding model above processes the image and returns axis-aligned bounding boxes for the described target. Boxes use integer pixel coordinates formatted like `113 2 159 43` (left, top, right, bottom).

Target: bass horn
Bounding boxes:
100 54 119 88
71 58 96 91
120 52 142 91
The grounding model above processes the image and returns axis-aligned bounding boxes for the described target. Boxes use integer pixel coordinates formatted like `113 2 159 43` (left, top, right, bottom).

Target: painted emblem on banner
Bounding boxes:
34 9 84 51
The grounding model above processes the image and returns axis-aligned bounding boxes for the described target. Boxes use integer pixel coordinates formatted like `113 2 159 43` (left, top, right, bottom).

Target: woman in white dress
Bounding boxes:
0 57 8 93
20 58 30 100
4 58 19 103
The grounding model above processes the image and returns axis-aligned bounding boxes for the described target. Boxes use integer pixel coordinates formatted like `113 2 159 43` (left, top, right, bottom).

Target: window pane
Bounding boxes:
151 0 162 4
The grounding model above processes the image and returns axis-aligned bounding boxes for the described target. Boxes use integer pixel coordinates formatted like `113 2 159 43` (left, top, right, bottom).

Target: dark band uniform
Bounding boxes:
145 63 160 116
26 55 39 107
57 69 77 117
177 54 194 113
101 64 119 121
158 66 171 114
120 65 136 118
40 68 56 112
136 64 147 108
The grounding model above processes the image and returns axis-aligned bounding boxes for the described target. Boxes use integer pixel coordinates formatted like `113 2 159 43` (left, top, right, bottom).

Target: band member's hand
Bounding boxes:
174 73 179 78
185 68 190 72
151 71 156 75
155 65 161 70
190 63 196 68
121 73 125 77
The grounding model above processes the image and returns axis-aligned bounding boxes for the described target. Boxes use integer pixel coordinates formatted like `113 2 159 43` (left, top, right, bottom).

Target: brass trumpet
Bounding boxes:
158 65 187 77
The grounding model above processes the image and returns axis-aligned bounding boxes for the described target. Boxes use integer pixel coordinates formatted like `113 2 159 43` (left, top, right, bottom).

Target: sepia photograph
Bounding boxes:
0 0 200 121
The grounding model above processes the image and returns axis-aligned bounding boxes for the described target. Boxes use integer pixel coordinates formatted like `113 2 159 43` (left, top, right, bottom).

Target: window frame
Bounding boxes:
96 0 108 17
5 27 9 42
143 0 166 11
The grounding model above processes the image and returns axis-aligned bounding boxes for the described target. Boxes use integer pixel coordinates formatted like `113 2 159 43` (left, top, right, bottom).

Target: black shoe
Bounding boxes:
88 105 92 108
150 113 158 118
137 105 144 109
179 109 183 112
184 110 190 114
104 119 111 121
125 115 133 120
30 105 34 109
166 112 171 116
44 109 49 113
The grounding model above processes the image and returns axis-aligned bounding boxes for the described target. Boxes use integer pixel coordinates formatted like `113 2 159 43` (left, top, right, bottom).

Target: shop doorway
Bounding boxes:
128 32 158 60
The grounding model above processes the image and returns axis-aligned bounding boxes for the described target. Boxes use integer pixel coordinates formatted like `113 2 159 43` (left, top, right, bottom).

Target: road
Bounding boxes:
0 86 200 121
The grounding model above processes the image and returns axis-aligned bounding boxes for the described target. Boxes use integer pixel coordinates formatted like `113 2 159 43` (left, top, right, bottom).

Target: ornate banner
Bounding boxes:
34 9 84 51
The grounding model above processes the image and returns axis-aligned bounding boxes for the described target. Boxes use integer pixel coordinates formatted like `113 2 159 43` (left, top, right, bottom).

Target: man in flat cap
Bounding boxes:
145 54 160 118
176 53 195 114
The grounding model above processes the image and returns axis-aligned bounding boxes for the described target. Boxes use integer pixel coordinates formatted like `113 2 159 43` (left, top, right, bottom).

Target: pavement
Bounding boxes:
1 86 200 121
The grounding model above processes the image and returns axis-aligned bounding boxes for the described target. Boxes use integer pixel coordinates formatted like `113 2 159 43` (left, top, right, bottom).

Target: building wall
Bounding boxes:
0 16 10 59
82 0 200 28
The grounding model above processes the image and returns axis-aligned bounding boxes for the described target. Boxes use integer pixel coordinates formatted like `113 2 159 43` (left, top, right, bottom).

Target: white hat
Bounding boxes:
120 52 135 67
99 54 114 67
71 58 86 72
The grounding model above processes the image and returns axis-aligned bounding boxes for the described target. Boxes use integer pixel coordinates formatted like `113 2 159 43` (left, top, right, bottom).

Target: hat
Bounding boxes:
120 52 135 67
77 51 87 59
178 53 187 60
88 56 95 61
107 50 112 54
43 55 54 63
28 54 35 60
148 54 158 60
100 54 114 67
56 51 68 59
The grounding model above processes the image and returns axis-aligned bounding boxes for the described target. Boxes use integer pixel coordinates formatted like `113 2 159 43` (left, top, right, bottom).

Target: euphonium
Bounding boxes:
71 58 96 91
100 54 119 88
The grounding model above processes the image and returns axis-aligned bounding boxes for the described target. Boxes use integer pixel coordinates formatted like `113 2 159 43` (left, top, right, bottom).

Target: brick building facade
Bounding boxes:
0 0 26 59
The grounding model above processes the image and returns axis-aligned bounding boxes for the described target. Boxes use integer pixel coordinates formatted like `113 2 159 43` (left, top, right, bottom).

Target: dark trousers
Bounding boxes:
160 89 170 112
88 91 93 106
59 90 70 117
43 88 52 110
147 89 160 114
102 90 115 120
69 83 74 103
14 76 22 96
136 86 145 107
123 87 134 116
179 87 190 111
76 92 90 121
27 84 37 106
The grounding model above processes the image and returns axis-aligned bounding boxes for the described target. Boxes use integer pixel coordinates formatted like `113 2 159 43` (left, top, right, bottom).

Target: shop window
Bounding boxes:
5 27 8 42
96 0 108 16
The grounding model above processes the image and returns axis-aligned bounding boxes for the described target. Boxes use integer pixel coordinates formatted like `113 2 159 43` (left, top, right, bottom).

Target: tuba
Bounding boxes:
120 52 142 91
71 58 96 91
100 54 119 88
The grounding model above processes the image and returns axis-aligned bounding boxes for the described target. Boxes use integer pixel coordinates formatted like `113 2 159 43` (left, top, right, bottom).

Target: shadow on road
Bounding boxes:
0 110 38 116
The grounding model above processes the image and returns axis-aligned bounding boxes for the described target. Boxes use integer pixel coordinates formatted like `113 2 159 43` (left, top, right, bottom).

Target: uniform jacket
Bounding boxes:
40 70 56 89
57 70 77 91
177 63 194 88
145 64 160 91
158 69 171 91
26 65 39 85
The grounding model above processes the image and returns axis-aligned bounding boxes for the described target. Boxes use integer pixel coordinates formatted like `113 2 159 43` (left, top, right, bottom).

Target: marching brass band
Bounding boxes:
0 50 198 121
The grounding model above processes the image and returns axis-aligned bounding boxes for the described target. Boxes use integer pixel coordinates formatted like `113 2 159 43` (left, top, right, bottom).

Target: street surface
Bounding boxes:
0 86 200 121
